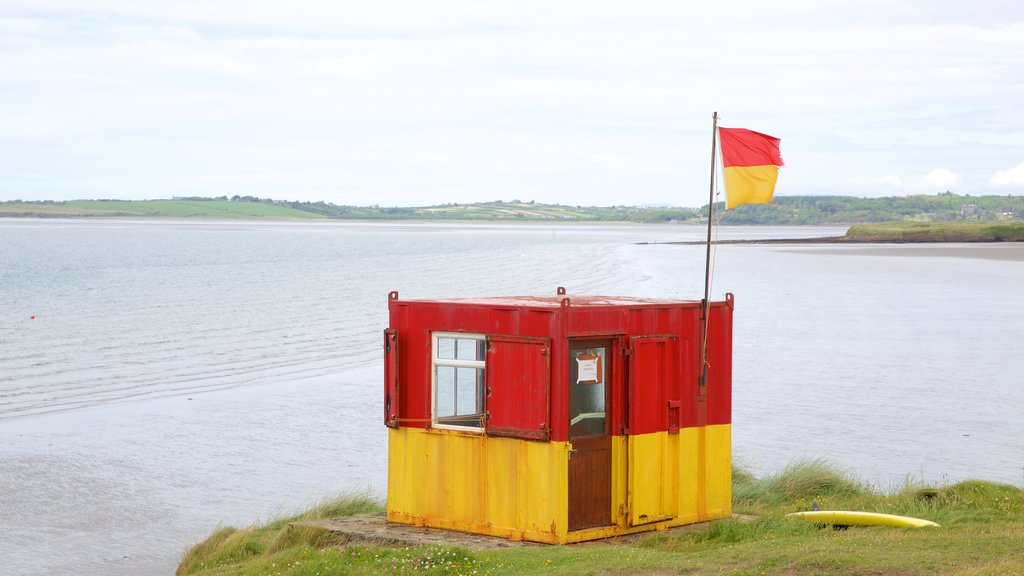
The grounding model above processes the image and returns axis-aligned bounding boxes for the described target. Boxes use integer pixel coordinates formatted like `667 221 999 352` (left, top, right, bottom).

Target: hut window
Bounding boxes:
432 333 486 430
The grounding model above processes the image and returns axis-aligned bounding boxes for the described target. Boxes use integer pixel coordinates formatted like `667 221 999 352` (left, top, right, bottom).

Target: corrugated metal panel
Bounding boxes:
387 428 568 538
705 299 733 427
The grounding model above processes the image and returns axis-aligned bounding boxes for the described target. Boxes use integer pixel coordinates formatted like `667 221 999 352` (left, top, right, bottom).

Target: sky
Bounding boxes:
2 1 1024 208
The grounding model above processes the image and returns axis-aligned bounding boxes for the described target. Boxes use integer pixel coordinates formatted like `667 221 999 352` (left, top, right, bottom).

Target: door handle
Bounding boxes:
568 449 578 460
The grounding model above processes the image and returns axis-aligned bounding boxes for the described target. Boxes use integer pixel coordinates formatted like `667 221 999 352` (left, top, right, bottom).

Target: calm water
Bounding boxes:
1 219 1021 575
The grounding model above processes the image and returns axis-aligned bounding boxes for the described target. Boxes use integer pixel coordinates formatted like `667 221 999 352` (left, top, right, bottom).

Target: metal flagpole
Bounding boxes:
700 111 718 391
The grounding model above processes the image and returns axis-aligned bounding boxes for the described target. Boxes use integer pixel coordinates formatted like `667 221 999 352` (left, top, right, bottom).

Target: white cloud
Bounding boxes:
914 168 960 189
990 162 1024 186
847 169 961 195
853 174 904 189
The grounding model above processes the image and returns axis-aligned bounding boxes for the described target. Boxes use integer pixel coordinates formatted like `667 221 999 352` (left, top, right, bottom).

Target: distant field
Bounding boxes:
417 203 594 219
0 200 325 219
0 203 113 216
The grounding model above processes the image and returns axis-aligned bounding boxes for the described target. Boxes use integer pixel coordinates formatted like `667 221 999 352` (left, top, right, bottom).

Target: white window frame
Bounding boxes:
431 331 486 432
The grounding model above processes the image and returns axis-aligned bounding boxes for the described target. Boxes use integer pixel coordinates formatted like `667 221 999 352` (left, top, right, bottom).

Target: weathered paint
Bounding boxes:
387 427 568 541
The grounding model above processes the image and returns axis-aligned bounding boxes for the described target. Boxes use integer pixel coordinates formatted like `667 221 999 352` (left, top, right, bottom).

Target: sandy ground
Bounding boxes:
778 243 1024 261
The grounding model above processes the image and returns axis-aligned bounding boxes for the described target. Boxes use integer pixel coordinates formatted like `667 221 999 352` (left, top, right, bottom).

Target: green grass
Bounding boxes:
178 462 1024 576
845 221 1024 242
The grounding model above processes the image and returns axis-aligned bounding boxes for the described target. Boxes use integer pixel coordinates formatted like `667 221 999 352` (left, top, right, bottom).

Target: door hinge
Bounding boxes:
619 504 629 517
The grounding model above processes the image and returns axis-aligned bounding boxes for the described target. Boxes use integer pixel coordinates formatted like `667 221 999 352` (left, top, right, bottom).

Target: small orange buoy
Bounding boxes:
30 315 36 320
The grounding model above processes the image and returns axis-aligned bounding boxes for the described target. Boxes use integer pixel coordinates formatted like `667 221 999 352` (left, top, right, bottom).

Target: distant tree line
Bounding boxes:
712 192 1022 225
219 192 1021 224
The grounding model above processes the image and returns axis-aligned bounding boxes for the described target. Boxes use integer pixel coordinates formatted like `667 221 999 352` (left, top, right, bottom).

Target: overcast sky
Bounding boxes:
3 1 1024 207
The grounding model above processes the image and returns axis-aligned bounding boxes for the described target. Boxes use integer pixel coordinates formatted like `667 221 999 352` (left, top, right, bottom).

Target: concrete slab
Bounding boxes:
290 513 542 550
289 513 755 550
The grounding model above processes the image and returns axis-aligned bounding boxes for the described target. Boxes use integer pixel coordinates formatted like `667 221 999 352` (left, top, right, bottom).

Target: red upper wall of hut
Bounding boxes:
385 291 733 443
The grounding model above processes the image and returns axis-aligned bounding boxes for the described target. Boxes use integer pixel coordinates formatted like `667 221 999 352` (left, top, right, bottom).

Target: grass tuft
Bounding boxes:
733 459 868 513
176 492 382 576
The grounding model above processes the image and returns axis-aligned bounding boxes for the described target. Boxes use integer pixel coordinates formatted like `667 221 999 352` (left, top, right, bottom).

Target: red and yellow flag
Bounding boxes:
718 127 783 209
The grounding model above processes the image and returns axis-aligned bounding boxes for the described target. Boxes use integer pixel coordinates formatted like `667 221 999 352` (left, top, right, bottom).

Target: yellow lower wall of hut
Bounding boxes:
387 424 731 543
387 427 570 542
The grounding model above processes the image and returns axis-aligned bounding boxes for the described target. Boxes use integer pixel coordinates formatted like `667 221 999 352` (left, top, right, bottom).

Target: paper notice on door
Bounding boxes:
577 356 600 383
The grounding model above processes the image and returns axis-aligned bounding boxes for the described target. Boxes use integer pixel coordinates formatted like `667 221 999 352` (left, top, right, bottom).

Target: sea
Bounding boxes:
1 218 1022 575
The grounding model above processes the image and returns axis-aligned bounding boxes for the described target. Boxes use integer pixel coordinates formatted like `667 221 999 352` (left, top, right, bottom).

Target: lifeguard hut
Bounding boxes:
383 288 733 543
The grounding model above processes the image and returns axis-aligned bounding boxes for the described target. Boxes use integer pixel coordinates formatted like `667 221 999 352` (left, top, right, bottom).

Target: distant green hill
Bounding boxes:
1 193 1021 224
0 198 697 222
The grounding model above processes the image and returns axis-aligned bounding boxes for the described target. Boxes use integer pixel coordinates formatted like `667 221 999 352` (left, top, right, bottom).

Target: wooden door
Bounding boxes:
568 341 612 531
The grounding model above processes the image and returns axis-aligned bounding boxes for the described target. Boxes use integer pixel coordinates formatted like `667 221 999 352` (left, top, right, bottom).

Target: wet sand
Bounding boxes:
778 243 1024 261
652 237 1024 262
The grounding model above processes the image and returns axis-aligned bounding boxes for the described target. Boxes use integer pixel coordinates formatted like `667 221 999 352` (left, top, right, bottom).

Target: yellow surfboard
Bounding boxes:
787 511 940 528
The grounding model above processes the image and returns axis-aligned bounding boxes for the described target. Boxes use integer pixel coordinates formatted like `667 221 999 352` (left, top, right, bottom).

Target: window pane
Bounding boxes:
433 334 485 428
435 366 456 418
455 367 483 415
569 347 606 438
436 338 456 360
456 338 485 361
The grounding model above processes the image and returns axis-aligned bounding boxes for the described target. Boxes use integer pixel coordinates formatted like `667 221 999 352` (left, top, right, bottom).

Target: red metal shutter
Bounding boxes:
383 328 399 428
485 336 551 441
628 336 678 435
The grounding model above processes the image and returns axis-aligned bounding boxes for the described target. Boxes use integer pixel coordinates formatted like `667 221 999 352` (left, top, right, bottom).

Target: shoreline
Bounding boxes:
639 236 1024 261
